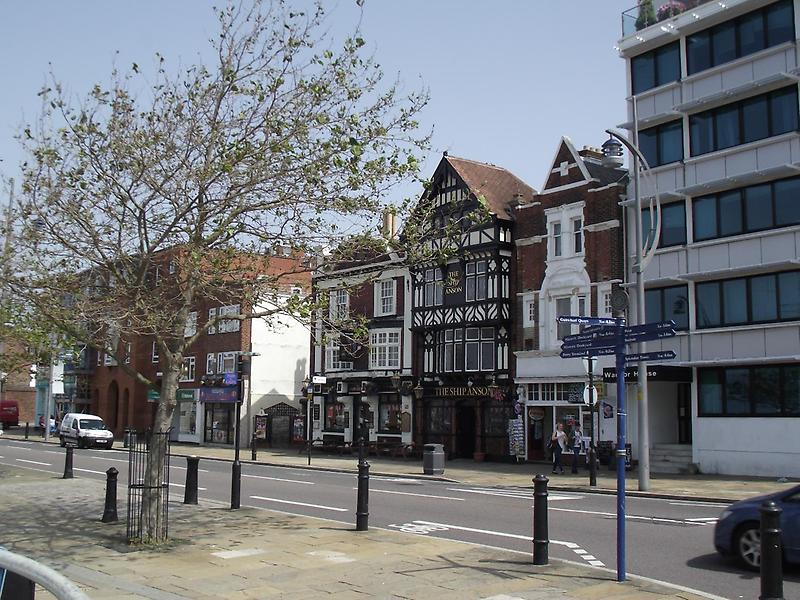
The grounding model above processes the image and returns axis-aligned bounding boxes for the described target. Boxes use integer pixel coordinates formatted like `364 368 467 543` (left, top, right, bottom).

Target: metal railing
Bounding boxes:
0 549 89 600
126 430 171 543
621 0 713 37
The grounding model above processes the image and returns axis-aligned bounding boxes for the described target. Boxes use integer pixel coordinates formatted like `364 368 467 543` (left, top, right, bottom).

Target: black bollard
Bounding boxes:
588 445 597 487
356 437 370 531
760 500 784 600
251 433 257 461
24 422 29 440
184 456 199 505
101 467 119 523
533 473 549 565
63 445 74 479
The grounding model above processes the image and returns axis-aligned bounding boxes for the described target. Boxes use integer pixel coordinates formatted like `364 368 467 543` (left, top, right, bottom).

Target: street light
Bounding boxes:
390 372 401 392
603 129 662 492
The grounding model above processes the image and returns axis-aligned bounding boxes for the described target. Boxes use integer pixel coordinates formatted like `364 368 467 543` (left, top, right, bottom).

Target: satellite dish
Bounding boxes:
610 289 629 313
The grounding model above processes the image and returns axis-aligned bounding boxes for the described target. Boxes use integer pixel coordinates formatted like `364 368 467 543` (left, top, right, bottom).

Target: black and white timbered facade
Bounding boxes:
411 154 535 459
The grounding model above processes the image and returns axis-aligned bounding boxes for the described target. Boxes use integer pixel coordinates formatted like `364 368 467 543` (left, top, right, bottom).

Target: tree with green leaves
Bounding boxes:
3 0 431 542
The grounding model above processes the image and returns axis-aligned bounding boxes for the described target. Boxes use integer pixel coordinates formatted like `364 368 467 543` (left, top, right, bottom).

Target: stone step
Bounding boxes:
650 450 693 461
649 460 694 475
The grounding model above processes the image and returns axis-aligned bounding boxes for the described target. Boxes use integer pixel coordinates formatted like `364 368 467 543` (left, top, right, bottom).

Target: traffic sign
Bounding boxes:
623 329 676 343
562 329 618 344
560 339 617 352
556 315 622 326
624 350 676 363
560 347 616 359
624 321 675 334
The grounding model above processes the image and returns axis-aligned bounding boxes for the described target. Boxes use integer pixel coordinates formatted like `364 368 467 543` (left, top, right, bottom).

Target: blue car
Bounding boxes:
714 484 800 570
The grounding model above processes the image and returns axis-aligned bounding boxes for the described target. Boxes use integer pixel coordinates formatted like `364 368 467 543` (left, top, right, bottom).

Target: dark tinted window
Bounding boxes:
663 285 689 330
770 87 800 135
631 42 680 95
751 275 778 322
723 279 747 324
687 30 711 74
712 21 737 65
766 0 795 46
691 87 798 157
779 271 800 319
774 177 800 226
690 112 714 156
699 364 800 416
661 202 687 246
718 190 743 237
744 183 773 231
693 196 717 241
739 11 766 55
646 285 689 330
631 53 655 95
659 121 684 165
696 282 721 327
640 121 683 167
742 95 769 143
687 1 795 75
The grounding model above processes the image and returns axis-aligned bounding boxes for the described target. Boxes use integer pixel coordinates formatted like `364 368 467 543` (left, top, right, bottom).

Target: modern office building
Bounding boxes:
615 0 800 476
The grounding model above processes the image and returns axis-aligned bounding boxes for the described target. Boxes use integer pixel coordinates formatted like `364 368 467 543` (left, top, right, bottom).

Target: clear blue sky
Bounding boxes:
0 0 631 200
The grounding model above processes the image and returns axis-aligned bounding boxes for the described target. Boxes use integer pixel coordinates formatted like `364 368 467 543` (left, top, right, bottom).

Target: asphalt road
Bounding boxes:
1 439 798 600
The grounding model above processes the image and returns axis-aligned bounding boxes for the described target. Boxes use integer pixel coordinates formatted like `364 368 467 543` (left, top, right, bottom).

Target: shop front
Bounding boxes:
171 389 202 444
416 384 515 460
523 381 593 462
200 386 237 445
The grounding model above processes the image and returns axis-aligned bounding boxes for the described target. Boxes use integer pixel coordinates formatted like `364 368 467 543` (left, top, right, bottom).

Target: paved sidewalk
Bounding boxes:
0 462 715 600
2 428 796 502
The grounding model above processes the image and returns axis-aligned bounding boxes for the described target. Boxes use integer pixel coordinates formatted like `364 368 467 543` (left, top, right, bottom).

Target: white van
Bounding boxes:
59 413 114 449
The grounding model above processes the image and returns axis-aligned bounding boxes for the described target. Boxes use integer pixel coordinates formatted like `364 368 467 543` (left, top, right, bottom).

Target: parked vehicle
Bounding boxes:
714 484 800 569
58 413 114 449
0 401 19 428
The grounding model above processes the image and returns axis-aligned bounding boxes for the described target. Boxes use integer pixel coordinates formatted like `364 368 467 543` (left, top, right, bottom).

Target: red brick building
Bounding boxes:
513 137 627 460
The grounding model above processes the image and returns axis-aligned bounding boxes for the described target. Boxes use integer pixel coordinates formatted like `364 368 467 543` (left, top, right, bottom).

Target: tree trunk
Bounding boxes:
139 366 179 543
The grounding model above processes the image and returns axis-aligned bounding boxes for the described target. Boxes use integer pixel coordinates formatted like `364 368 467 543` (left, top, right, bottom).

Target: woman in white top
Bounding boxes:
551 423 567 474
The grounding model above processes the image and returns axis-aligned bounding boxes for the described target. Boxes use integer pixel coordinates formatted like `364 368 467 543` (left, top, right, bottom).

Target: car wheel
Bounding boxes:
735 523 761 570
59 435 66 448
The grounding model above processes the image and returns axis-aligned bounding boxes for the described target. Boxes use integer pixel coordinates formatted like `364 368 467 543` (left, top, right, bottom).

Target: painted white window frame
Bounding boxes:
465 260 488 302
151 341 159 363
217 304 241 333
369 328 401 369
329 290 350 321
374 279 396 317
217 351 237 374
207 308 217 334
572 217 583 254
552 222 562 257
180 356 196 382
206 353 216 374
184 311 197 338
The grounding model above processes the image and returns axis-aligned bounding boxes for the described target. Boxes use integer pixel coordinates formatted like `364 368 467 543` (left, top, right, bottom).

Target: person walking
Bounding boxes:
570 424 585 474
550 423 567 474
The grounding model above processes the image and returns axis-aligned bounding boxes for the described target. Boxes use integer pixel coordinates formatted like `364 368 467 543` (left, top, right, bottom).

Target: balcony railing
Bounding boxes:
621 0 713 37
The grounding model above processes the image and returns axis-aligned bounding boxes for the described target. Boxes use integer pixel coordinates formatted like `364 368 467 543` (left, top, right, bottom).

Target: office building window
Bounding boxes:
631 41 680 95
645 285 689 330
699 364 800 416
641 201 686 248
690 87 799 156
640 120 683 167
693 176 800 241
687 0 795 75
465 260 488 302
696 271 800 328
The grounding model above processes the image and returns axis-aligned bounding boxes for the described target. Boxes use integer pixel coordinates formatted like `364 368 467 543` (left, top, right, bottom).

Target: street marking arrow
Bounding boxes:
624 350 676 362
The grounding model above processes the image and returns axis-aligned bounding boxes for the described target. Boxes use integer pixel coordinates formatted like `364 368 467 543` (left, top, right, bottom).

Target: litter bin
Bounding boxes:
423 443 445 475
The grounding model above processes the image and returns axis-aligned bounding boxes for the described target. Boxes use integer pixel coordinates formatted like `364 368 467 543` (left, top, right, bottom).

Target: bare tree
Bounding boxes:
4 0 430 542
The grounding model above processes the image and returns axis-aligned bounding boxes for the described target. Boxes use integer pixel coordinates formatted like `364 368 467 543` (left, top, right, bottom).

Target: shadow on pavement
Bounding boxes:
686 552 800 583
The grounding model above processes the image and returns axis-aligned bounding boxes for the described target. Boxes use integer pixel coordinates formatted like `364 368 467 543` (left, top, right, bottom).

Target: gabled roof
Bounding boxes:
442 154 536 218
541 136 626 192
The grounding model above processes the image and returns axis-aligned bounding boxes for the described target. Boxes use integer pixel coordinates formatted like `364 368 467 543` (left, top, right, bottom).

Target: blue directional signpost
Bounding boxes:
558 316 677 582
